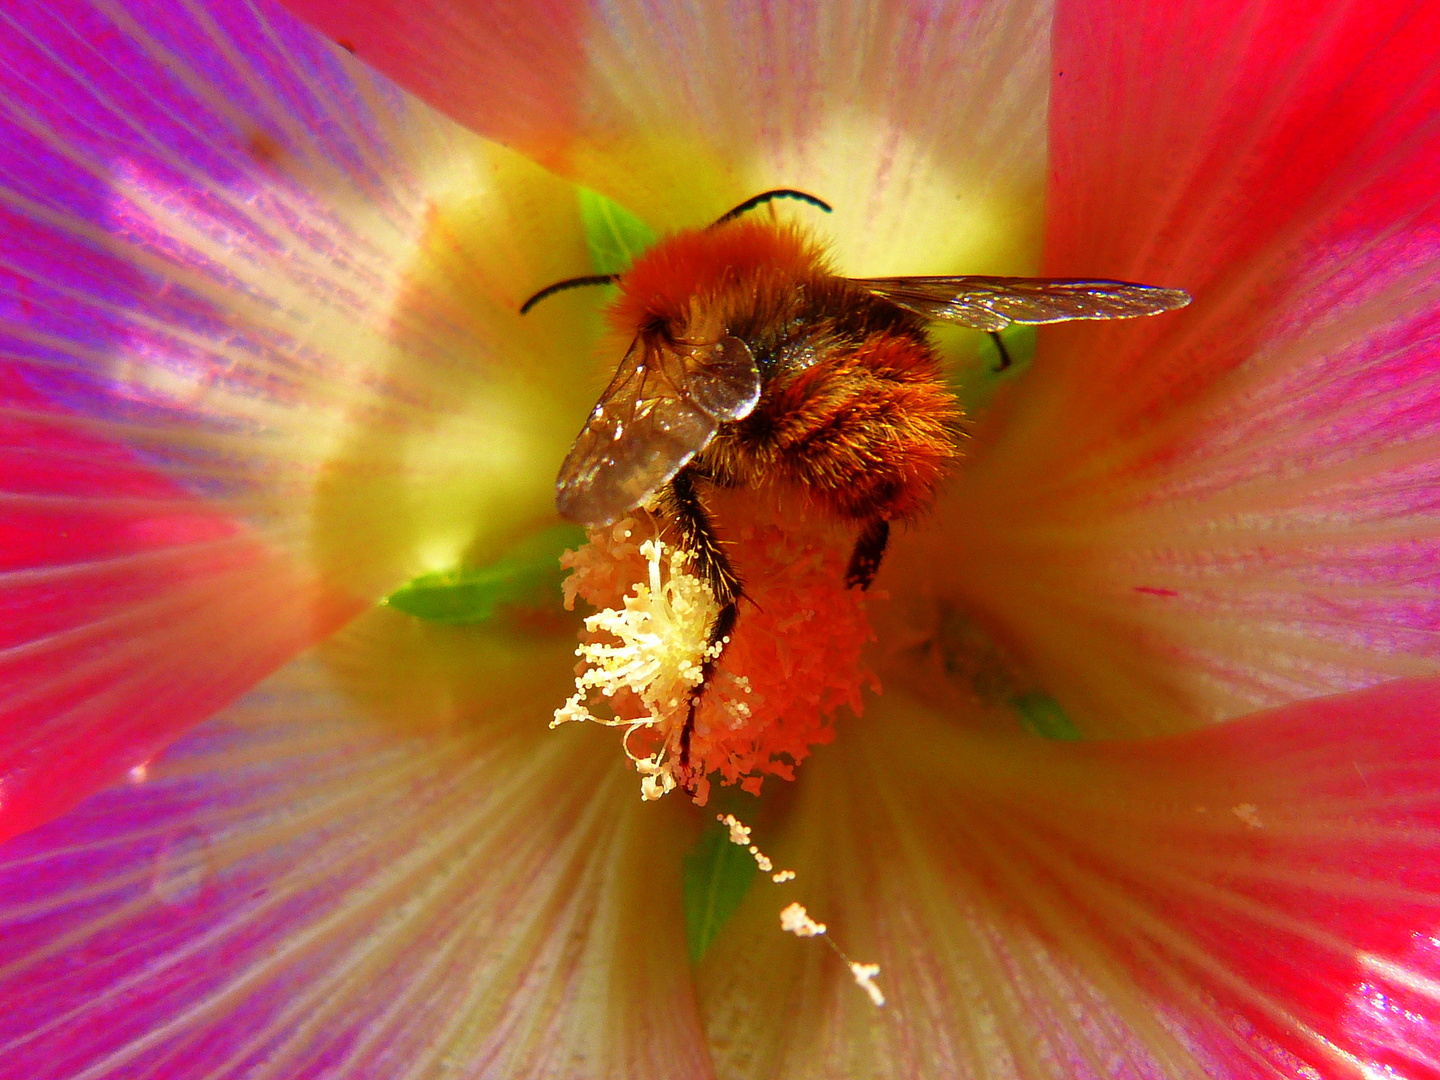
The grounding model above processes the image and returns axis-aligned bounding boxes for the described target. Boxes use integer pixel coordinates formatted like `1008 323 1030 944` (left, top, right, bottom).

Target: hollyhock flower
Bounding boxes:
2 0 1440 1077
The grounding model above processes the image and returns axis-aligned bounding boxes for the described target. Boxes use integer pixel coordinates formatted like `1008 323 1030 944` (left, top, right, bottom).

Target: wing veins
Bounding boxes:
555 333 759 526
856 275 1191 330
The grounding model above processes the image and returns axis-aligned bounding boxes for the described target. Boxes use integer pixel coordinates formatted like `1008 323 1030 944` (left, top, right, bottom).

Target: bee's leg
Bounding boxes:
669 470 743 607
678 601 738 783
667 470 744 789
845 518 890 590
989 330 1012 372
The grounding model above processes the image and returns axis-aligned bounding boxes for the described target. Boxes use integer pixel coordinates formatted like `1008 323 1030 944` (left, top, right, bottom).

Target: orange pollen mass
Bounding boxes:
553 495 878 803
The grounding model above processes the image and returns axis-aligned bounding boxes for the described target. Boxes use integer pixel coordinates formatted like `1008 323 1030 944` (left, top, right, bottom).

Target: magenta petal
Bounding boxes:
941 0 1440 732
1040 0 1440 441
277 0 1056 267
1071 680 1440 1075
0 0 597 835
0 400 355 845
700 682 1440 1077
276 0 588 172
0 0 399 833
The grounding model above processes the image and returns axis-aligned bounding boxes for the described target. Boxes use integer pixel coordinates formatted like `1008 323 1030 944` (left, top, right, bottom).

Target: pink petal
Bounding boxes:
278 0 1056 273
0 394 354 845
1042 0 1440 431
698 680 1440 1078
272 0 589 176
1 0 600 830
0 609 710 1079
935 0 1440 733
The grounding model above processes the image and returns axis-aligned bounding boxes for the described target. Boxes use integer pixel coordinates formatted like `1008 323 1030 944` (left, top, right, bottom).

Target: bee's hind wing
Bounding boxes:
555 335 760 527
856 276 1191 330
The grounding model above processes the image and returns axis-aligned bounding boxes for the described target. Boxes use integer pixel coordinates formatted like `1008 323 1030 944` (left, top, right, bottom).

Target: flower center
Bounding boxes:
552 491 878 804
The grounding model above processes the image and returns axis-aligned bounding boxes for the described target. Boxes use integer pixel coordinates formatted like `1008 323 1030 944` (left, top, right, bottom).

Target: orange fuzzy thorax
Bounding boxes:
604 219 963 534
608 220 832 335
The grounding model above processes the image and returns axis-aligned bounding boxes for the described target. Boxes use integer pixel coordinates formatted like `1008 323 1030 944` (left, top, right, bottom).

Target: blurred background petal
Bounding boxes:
933 0 1440 735
278 0 1055 275
0 607 708 1079
699 679 1440 1079
0 0 604 831
11 0 1440 1076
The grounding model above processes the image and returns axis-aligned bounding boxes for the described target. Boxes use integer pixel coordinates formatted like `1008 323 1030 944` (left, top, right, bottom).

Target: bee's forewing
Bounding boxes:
556 335 759 527
682 335 761 421
856 276 1191 330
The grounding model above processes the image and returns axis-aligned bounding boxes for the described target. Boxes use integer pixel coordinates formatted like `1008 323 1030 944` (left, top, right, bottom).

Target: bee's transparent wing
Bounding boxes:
556 335 760 527
683 335 763 421
855 276 1191 331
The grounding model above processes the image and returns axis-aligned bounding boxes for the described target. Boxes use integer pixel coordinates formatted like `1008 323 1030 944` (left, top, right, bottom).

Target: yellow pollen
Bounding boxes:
717 813 883 1008
552 534 718 799
850 963 886 1006
1233 803 1264 828
718 812 791 877
780 902 827 937
719 812 751 847
554 505 877 802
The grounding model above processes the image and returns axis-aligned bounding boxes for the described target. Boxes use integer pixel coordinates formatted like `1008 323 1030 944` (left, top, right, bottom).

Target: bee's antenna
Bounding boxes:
710 189 832 229
520 273 619 315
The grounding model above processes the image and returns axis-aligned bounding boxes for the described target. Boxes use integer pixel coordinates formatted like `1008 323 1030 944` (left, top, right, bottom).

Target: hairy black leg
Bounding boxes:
669 470 743 607
678 600 738 780
666 470 745 788
989 330 1012 372
845 518 890 590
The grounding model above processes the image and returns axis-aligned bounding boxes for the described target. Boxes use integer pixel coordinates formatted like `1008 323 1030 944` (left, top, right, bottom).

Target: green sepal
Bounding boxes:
382 524 587 625
682 821 757 963
1012 692 1082 740
578 188 658 276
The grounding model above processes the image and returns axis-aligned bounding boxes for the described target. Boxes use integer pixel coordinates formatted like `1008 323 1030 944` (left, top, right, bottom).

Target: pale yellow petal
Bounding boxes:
280 0 1055 275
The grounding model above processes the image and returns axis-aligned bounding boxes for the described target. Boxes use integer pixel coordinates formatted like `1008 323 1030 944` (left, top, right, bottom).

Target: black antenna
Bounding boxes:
519 273 619 315
522 189 832 314
710 189 832 228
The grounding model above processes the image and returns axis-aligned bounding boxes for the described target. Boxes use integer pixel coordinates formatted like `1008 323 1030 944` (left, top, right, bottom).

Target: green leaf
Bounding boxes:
382 524 586 625
683 824 756 962
983 323 1038 374
941 323 1041 416
578 187 658 276
1012 692 1082 740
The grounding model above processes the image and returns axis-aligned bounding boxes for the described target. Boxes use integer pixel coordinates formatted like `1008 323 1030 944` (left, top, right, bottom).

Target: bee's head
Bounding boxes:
610 219 831 340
